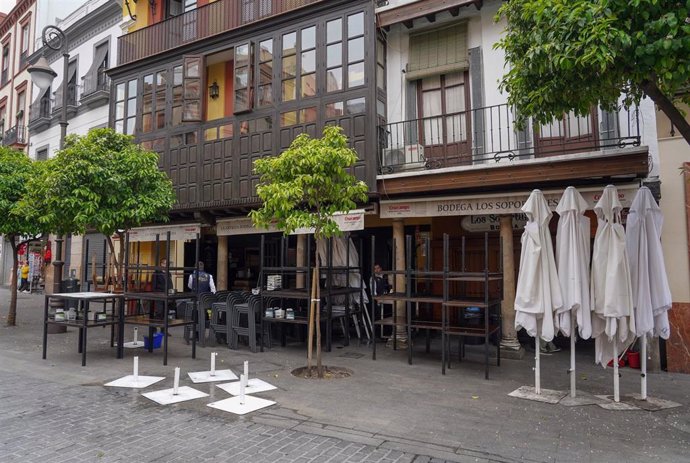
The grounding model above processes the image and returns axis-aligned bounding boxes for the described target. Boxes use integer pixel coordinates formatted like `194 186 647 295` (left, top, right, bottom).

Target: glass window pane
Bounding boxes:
127 79 137 96
183 101 200 120
348 37 364 62
348 12 364 38
126 116 136 134
204 127 218 141
173 85 183 103
422 75 441 90
259 84 273 106
422 89 442 117
127 98 136 115
173 66 183 85
327 67 342 92
300 107 317 123
185 132 197 145
377 64 385 90
235 44 249 67
143 93 153 112
235 89 248 110
153 138 165 151
302 26 316 50
143 74 154 93
170 134 183 148
327 43 342 67
115 119 124 133
156 71 167 86
301 73 316 97
282 55 296 78
301 50 315 74
346 97 365 114
156 111 165 129
377 99 385 117
142 114 152 133
282 79 296 101
348 62 364 87
185 58 200 77
259 61 272 85
172 106 182 125
444 72 464 87
184 79 201 98
259 39 273 61
116 83 125 101
115 101 125 119
327 19 342 43
325 101 344 117
280 111 297 127
377 40 385 64
235 70 249 89
219 123 233 139
444 84 466 114
282 32 297 55
256 116 272 131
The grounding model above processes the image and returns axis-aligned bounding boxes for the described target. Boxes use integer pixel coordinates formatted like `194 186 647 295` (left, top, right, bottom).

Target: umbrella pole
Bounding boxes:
535 326 541 395
570 311 576 398
613 340 620 402
641 336 647 400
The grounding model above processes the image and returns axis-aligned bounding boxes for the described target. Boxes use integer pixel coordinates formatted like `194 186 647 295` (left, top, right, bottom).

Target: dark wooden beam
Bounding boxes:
425 13 436 22
474 0 483 10
403 19 414 29
377 0 477 28
449 6 460 16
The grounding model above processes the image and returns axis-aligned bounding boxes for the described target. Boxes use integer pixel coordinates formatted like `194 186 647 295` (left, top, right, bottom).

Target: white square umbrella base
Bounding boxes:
207 395 276 415
620 394 682 411
122 341 145 349
142 386 209 405
104 375 165 388
188 369 238 383
216 378 277 396
559 392 609 407
509 386 567 404
595 395 641 411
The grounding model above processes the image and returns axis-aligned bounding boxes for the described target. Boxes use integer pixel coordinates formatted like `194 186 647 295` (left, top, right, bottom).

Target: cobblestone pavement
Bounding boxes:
0 370 452 463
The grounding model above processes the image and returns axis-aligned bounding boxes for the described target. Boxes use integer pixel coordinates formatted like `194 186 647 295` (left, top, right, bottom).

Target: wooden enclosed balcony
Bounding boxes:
117 0 325 66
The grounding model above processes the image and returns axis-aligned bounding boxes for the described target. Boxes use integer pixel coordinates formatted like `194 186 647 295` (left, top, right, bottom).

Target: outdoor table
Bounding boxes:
42 292 125 367
122 292 198 365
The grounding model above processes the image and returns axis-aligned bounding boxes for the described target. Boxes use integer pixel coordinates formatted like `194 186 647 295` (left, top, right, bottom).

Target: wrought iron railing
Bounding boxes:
378 104 641 174
29 97 52 122
117 0 324 65
54 83 80 111
82 68 110 97
3 125 27 145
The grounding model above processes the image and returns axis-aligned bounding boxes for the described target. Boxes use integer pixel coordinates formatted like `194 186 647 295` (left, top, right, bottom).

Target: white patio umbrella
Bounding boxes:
515 189 563 394
555 186 592 399
626 186 672 400
590 184 635 402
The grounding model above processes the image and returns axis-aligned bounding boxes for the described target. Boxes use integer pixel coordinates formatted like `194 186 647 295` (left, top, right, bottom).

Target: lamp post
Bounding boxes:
28 25 69 298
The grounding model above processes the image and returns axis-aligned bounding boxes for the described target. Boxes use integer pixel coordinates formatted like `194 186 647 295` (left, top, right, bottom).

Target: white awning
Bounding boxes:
217 210 365 236
120 223 201 242
380 184 639 219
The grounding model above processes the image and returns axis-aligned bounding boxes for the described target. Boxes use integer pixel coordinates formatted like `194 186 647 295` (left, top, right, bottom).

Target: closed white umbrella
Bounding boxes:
590 184 635 402
555 186 592 399
626 186 672 400
515 189 563 394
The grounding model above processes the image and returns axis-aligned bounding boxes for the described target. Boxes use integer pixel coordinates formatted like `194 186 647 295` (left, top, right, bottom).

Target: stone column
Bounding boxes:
217 235 228 291
296 234 306 289
499 215 524 358
392 219 408 344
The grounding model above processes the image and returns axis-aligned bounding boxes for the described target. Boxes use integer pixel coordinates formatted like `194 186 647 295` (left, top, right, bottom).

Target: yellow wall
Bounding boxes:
122 0 150 32
206 62 226 121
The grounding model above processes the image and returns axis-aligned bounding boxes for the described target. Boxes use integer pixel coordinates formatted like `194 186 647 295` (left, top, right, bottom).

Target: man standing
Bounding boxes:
188 261 216 294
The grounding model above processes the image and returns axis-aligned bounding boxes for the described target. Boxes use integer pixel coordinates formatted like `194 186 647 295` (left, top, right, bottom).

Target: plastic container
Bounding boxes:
607 357 625 368
144 332 163 349
627 351 641 369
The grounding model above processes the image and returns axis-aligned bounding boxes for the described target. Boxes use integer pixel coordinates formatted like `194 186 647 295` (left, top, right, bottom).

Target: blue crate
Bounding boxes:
144 332 163 349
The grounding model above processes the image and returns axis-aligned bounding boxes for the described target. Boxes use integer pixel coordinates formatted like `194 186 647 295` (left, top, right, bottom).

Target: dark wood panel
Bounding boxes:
377 0 479 28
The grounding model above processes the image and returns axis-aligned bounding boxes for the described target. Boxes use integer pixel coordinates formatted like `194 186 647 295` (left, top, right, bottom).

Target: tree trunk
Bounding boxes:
106 233 125 289
315 251 323 378
640 79 690 146
6 238 18 327
307 267 317 375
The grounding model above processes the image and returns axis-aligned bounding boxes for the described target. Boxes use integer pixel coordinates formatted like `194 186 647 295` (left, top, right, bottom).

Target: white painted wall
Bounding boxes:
28 0 121 159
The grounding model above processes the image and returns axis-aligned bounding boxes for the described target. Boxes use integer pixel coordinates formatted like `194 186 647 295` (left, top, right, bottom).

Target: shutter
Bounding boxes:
84 42 109 94
469 47 483 158
407 22 469 80
54 60 78 108
30 86 50 106
182 54 204 122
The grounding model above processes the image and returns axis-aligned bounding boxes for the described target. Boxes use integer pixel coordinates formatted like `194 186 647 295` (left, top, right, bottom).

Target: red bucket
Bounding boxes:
627 351 641 369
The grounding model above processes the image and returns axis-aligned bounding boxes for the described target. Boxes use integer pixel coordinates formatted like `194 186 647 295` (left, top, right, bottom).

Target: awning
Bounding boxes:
217 210 365 236
380 184 639 219
120 223 201 242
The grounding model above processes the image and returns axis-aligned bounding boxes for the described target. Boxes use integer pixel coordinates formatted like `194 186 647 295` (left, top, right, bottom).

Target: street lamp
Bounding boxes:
28 25 69 298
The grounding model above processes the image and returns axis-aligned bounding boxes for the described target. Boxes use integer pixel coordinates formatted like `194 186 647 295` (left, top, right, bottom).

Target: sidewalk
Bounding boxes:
1 288 689 462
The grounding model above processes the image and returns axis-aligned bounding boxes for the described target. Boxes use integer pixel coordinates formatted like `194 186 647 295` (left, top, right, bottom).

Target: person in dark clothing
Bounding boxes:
370 263 391 296
152 258 174 319
187 261 216 294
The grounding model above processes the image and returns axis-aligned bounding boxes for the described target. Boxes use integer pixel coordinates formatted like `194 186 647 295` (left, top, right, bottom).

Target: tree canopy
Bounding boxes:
250 125 368 239
496 0 690 144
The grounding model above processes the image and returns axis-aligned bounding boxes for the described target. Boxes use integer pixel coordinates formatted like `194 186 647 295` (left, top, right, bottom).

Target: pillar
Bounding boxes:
296 234 306 289
499 215 524 358
392 219 407 344
217 235 228 291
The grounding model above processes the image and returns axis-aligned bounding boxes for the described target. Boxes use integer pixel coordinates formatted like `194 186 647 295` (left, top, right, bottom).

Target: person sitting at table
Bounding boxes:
187 261 216 294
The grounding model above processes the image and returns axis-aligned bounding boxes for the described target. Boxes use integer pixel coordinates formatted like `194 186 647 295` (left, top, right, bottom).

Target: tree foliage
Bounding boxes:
496 0 690 144
0 147 41 326
250 126 368 239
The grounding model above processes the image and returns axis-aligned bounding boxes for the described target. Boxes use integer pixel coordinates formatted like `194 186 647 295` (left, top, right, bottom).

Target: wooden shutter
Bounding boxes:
182 54 204 122
407 22 468 80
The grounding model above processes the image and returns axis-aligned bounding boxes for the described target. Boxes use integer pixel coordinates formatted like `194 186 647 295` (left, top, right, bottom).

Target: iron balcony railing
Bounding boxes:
54 83 80 111
117 0 324 66
29 97 52 122
82 68 110 97
378 104 641 174
3 125 27 145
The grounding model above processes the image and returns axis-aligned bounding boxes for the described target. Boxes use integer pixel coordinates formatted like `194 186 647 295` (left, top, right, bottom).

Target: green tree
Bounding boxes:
496 0 690 144
24 128 176 285
0 148 41 326
250 126 368 377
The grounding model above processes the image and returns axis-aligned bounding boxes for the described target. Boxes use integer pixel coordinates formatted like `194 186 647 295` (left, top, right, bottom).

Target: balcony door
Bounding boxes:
417 72 471 167
534 109 599 157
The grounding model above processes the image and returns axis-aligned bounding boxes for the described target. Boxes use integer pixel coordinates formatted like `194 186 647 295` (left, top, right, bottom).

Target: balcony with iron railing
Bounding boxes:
28 96 53 132
3 124 27 146
81 69 110 107
378 104 642 175
117 0 325 66
53 83 80 116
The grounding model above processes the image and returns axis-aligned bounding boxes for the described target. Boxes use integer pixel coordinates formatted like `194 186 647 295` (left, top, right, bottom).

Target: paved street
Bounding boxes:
1 289 689 463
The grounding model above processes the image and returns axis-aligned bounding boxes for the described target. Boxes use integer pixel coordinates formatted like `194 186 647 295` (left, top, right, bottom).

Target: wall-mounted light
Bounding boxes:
209 81 220 100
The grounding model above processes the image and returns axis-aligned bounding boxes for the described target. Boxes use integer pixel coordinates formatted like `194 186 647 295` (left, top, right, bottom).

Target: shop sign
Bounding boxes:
217 210 365 236
117 224 201 242
381 185 638 219
461 214 529 232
